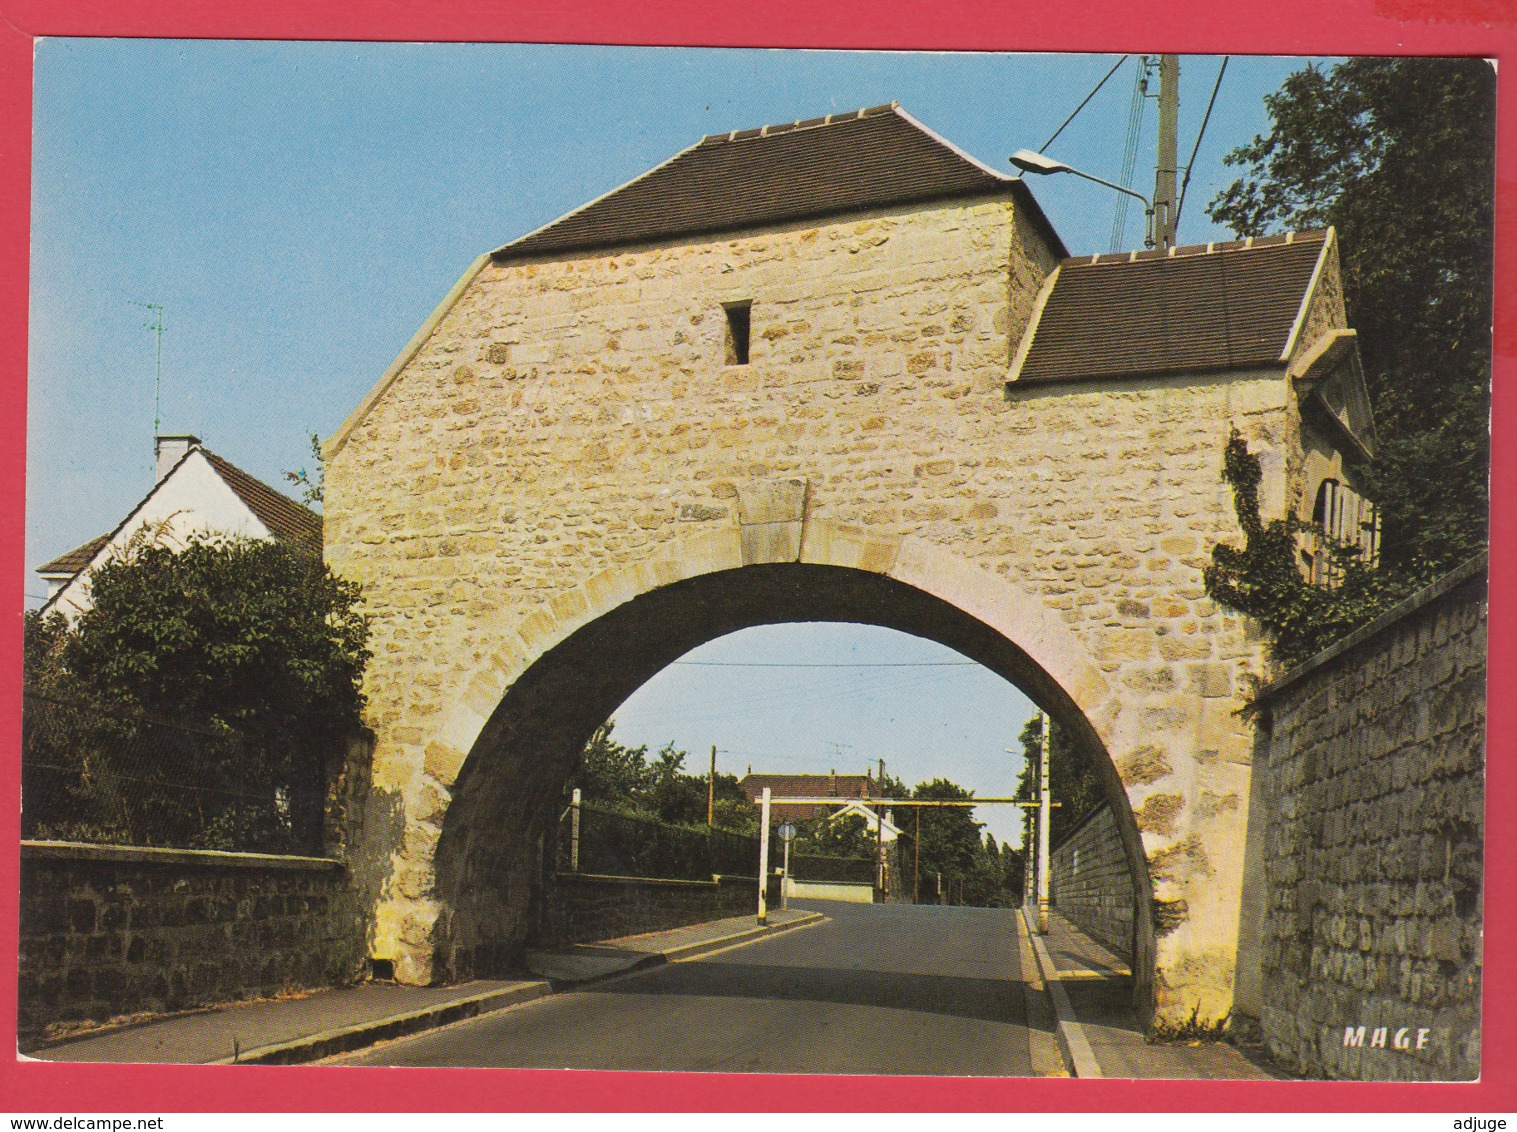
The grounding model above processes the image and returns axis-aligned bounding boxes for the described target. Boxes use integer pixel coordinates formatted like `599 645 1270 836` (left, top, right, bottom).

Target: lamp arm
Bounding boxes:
1062 167 1153 210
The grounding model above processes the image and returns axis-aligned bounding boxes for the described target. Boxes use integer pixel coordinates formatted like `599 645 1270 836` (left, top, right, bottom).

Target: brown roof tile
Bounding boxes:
202 451 322 554
739 773 882 821
38 533 111 576
495 104 1066 261
1016 231 1329 384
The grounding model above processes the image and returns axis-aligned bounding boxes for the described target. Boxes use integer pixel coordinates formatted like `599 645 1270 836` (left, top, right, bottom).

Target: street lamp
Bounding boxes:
1009 149 1157 249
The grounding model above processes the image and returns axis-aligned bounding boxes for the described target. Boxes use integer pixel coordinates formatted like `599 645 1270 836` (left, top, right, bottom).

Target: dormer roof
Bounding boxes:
1011 230 1333 385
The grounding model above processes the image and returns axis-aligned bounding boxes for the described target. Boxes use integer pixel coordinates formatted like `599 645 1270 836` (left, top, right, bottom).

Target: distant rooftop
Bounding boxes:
1014 230 1331 385
495 103 1066 261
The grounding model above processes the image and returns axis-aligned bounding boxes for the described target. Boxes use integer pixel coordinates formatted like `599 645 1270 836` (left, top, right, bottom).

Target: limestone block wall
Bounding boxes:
324 192 1322 1020
1051 804 1135 957
18 843 366 1046
1246 559 1486 1080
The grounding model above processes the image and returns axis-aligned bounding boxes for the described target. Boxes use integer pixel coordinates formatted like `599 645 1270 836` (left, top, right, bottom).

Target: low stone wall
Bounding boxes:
785 879 873 904
1243 557 1486 1081
538 872 778 947
1049 804 1135 958
19 842 367 1045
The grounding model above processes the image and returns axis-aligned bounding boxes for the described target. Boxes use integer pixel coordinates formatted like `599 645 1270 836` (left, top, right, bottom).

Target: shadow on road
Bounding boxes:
592 958 1039 1029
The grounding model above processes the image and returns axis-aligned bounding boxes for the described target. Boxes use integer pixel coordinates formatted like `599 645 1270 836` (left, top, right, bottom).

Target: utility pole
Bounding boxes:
913 807 921 905
876 757 887 898
707 745 717 827
1152 54 1180 250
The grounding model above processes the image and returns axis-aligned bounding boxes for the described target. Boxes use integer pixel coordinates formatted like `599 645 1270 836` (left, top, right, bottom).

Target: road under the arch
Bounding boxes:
427 562 1153 1009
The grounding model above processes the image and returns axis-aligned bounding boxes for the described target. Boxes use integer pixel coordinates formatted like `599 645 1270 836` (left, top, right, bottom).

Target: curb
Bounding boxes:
208 981 551 1066
237 911 827 1065
1020 908 1103 1079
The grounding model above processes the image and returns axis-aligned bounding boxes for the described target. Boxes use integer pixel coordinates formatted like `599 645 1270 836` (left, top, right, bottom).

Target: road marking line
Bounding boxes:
1015 912 1070 1077
673 912 830 963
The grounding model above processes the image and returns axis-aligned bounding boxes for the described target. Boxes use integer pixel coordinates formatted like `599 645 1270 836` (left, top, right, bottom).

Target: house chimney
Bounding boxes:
156 435 201 482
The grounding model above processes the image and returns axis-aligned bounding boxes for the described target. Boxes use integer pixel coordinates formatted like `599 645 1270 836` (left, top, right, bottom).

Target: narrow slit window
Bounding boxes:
724 301 751 366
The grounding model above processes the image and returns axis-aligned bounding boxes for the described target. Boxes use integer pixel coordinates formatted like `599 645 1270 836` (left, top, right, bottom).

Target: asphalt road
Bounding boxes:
332 901 1039 1075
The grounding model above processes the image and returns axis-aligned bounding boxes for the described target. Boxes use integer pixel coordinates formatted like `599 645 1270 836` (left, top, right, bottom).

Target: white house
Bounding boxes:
828 799 903 843
37 435 322 619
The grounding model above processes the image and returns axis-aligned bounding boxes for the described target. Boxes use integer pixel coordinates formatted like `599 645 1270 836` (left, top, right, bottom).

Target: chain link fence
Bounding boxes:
21 692 326 855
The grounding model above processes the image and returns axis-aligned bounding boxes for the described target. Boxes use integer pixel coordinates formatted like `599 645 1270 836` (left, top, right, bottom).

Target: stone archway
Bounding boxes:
357 488 1160 1015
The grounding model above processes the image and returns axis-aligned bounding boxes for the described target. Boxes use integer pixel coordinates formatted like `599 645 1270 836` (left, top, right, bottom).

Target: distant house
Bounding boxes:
37 435 322 619
737 772 901 840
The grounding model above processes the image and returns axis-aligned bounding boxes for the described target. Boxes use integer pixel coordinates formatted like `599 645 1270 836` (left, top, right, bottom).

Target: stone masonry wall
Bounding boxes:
1249 560 1486 1081
1051 804 1135 958
538 873 776 948
324 194 1340 1019
18 843 366 1047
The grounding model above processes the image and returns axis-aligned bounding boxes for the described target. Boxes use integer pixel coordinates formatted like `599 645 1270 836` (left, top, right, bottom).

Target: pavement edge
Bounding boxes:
212 982 551 1066
1020 908 1103 1079
233 910 827 1065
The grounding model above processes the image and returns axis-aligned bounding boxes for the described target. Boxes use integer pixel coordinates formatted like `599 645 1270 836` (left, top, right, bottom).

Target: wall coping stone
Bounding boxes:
1050 802 1113 854
554 872 763 890
1253 552 1488 706
21 840 345 872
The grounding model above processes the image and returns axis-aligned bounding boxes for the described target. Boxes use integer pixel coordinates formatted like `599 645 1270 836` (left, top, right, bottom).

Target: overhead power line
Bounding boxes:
1110 56 1150 253
1037 55 1130 154
1173 56 1229 237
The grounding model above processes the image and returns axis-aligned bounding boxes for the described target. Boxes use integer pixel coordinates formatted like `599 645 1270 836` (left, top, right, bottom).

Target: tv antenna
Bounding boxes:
132 301 166 435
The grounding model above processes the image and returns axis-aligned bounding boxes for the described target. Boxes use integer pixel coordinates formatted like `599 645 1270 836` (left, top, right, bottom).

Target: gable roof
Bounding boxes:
739 773 879 799
38 533 111 578
1012 230 1331 385
37 443 322 613
494 103 1066 261
202 451 322 553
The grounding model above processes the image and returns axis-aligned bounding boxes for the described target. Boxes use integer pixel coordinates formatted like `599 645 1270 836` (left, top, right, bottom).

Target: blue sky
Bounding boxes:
26 41 1323 842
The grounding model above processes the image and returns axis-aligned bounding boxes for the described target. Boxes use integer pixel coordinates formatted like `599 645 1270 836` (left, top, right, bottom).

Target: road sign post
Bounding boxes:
757 786 771 925
777 821 796 910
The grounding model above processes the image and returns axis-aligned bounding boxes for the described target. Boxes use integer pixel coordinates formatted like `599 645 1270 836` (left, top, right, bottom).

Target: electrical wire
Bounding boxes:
1110 56 1150 253
1172 56 1229 237
1037 55 1130 154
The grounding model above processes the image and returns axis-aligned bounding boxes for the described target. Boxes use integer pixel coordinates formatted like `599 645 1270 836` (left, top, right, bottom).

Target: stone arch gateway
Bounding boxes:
409 518 1151 999
322 104 1378 1025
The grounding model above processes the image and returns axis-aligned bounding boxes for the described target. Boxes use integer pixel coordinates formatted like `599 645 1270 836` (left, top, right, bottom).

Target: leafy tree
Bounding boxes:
22 535 370 849
283 431 326 508
568 722 654 810
909 778 985 902
1014 713 1105 845
795 810 876 859
1208 57 1495 577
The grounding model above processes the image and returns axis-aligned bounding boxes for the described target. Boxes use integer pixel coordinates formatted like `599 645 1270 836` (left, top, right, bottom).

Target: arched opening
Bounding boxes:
428 562 1155 1012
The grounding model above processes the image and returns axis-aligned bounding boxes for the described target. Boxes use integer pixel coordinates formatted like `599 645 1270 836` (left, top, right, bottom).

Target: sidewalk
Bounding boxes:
525 906 821 985
29 907 824 1066
1022 909 1279 1080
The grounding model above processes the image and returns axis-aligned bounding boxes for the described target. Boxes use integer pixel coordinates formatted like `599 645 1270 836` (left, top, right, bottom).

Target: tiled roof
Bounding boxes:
495 103 1065 261
202 451 323 554
38 534 111 576
1014 231 1330 384
740 774 878 799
